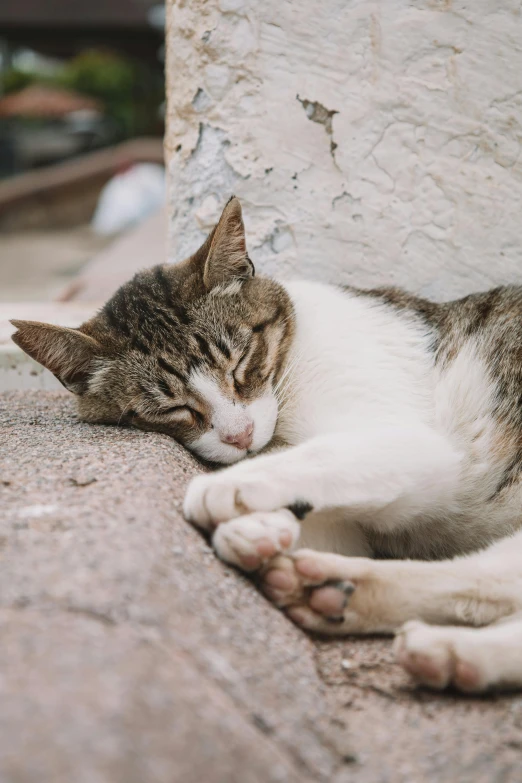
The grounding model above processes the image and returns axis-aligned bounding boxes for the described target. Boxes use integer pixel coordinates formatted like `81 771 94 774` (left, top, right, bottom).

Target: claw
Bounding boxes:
327 579 356 597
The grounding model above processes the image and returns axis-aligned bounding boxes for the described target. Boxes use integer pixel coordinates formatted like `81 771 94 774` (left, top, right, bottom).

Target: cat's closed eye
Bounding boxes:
159 405 194 417
233 346 251 389
158 405 205 425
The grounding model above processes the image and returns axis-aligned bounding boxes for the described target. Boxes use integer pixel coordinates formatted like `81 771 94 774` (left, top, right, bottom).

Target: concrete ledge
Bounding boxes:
1 392 338 783
0 303 99 390
2 392 521 782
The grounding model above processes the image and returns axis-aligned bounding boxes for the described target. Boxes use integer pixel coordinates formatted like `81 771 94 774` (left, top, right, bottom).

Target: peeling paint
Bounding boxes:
166 0 522 298
192 88 212 113
296 95 339 161
332 192 362 210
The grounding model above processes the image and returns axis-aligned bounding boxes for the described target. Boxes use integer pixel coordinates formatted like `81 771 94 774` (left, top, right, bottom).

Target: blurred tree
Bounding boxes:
1 49 163 139
1 68 34 94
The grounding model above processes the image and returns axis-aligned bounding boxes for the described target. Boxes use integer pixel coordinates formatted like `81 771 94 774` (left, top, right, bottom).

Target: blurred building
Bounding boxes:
0 1 164 64
0 1 165 177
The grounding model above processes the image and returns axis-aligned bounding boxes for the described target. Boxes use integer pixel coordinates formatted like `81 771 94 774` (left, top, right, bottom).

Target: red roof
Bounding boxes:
0 85 102 118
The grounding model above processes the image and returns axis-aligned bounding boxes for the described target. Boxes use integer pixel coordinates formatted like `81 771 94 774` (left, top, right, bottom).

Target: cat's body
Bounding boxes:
276 279 522 562
12 198 522 694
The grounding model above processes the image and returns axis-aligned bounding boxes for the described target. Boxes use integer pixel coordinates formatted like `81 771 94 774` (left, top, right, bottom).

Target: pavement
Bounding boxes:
2 390 522 783
0 209 165 391
57 208 167 303
0 225 110 303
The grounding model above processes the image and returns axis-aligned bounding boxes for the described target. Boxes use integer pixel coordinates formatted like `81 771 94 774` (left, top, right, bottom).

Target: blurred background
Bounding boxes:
0 0 166 302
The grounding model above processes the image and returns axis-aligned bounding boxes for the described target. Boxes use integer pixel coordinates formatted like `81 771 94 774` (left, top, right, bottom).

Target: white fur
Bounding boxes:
184 279 522 692
188 369 278 464
212 510 300 571
276 281 435 444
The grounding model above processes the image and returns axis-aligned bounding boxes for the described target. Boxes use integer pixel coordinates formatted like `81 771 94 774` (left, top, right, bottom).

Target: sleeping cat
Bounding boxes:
12 197 522 694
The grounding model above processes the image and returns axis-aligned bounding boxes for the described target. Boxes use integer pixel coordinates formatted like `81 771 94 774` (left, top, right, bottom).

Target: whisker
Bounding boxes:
273 347 302 399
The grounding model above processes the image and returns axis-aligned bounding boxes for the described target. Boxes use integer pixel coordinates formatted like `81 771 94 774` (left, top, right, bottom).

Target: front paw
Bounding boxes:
183 468 290 530
213 510 300 571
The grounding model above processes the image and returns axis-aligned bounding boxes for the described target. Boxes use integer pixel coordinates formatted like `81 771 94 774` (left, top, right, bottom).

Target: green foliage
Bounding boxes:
1 50 163 139
1 68 34 95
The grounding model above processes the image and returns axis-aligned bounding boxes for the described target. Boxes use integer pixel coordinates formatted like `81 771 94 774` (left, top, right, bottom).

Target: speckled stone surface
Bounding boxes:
2 392 522 783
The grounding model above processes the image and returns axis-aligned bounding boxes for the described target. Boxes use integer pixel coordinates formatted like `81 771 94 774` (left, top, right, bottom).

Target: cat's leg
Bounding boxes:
184 424 461 531
259 536 522 634
185 423 459 575
395 614 522 693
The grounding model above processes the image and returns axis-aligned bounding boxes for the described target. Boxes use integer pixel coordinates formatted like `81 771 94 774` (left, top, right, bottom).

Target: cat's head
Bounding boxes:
11 197 295 464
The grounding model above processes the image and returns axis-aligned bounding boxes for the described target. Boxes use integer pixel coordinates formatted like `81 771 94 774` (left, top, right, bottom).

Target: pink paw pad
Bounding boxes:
279 530 293 548
294 557 327 581
255 537 277 558
454 660 483 692
309 585 351 617
399 650 450 689
263 569 296 592
286 606 310 626
240 553 261 570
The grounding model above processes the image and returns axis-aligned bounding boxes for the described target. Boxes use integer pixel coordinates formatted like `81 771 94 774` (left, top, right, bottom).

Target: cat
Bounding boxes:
11 196 522 694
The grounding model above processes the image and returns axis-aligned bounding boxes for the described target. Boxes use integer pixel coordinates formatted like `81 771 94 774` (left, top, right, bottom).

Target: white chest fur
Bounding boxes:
275 281 435 446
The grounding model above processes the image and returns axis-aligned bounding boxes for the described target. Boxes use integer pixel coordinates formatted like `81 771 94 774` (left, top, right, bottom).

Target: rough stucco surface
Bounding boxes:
2 391 522 782
166 0 522 299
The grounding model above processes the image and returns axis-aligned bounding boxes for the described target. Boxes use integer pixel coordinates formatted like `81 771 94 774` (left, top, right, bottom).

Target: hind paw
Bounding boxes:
394 621 489 692
258 549 384 634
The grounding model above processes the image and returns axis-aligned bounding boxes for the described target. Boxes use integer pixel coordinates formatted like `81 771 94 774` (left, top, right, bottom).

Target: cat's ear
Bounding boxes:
202 196 255 289
10 320 101 395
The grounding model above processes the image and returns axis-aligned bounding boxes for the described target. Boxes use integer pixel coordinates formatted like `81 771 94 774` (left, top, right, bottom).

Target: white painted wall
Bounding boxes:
166 0 522 299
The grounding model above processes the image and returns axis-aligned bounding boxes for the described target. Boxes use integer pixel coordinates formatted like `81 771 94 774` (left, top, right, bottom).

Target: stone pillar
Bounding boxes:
166 0 522 299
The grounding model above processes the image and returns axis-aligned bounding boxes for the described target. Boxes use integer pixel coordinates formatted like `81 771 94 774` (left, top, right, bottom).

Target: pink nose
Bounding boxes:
221 422 254 451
